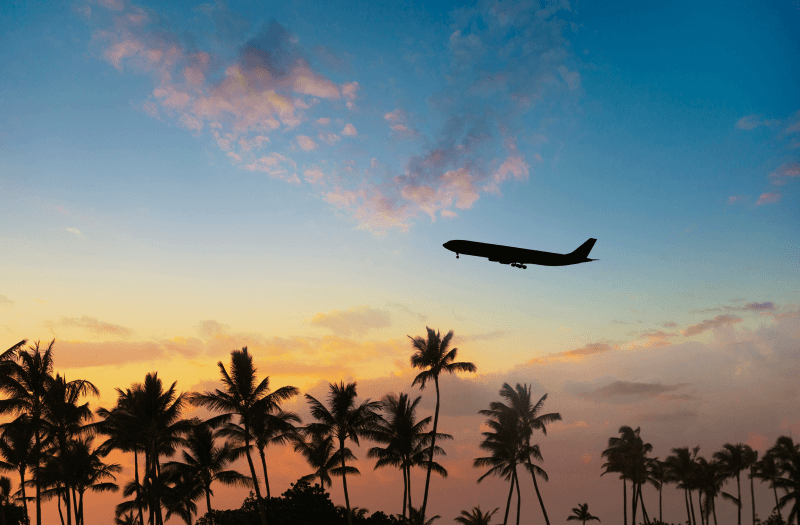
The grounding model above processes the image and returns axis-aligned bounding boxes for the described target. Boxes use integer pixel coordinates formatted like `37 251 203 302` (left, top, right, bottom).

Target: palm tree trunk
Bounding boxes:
623 476 628 525
632 480 638 525
712 495 718 525
690 488 698 525
503 469 515 525
18 469 28 523
640 483 651 525
243 430 269 525
773 482 784 523
750 473 756 525
526 441 552 525
34 429 41 525
340 439 353 525
407 465 413 516
78 491 84 525
205 485 213 520
514 467 521 525
684 488 692 525
402 463 408 519
659 486 663 522
258 447 271 499
71 486 79 525
419 377 440 525
134 450 144 525
736 474 742 525
56 487 64 525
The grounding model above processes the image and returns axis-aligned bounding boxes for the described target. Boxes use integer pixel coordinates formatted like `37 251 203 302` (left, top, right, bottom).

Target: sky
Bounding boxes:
1 0 799 522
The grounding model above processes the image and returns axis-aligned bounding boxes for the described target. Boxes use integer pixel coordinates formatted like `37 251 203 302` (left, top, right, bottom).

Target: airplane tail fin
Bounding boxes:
570 238 597 259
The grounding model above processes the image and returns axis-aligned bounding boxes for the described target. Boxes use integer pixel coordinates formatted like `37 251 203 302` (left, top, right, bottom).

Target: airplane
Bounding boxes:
442 238 598 268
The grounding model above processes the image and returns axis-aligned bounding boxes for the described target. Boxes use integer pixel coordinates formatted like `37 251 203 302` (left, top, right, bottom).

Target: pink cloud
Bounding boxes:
316 117 331 126
682 314 743 336
484 154 530 195
755 192 781 205
769 162 800 185
736 114 780 130
341 81 359 100
342 123 357 136
304 168 325 184
317 131 340 146
728 195 744 205
296 135 317 151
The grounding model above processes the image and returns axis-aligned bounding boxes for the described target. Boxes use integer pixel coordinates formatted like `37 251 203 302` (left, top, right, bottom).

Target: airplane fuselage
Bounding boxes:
443 239 597 268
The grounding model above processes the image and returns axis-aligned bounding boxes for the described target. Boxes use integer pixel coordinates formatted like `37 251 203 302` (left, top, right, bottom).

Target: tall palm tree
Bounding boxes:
367 392 451 520
187 347 298 525
600 444 630 525
694 456 726 525
0 416 35 522
769 436 800 525
713 443 752 525
744 447 759 525
66 437 121 525
753 452 787 523
647 458 668 523
0 340 56 525
475 403 521 525
566 503 601 525
217 406 300 499
163 419 251 519
496 384 560 525
409 327 476 525
304 381 382 525
601 426 648 525
454 505 499 525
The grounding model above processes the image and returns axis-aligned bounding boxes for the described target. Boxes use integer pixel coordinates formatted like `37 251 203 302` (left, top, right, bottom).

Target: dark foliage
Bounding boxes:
0 503 29 525
196 478 405 525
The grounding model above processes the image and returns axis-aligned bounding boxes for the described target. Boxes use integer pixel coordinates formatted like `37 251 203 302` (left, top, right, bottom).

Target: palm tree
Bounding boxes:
160 466 202 525
304 381 382 525
713 443 752 525
0 340 56 525
187 347 298 525
664 446 702 525
567 503 601 525
753 452 787 523
367 392 451 520
744 447 759 525
768 436 800 525
292 429 342 489
601 426 649 525
217 406 300 499
475 403 522 525
409 327 476 524
163 419 251 519
454 505 499 525
0 416 35 522
408 505 440 525
66 437 121 525
497 384 560 525
694 456 726 525
0 475 12 525
41 374 99 525
114 511 139 525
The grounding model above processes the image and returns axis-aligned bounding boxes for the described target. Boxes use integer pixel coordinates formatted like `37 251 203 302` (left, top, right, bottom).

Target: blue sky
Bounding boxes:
1 0 800 523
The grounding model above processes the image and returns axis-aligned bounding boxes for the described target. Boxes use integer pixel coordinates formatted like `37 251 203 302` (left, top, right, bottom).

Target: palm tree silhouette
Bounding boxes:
496 384 560 525
664 445 702 525
753 451 787 523
693 455 725 525
475 403 523 525
66 436 121 525
367 392 451 521
0 416 35 522
744 447 759 525
292 429 342 489
409 327 476 525
0 340 56 525
713 443 752 525
454 505 499 525
188 347 298 525
567 502 601 525
647 458 669 523
304 381 382 525
768 436 800 524
163 419 252 520
601 426 647 525
0 475 12 525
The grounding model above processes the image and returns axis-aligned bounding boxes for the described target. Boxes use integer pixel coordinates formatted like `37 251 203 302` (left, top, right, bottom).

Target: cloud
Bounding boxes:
576 380 693 403
66 227 82 236
296 135 317 151
317 130 340 145
736 114 780 130
728 195 744 205
310 306 391 337
452 330 508 345
55 340 199 368
342 123 357 136
0 295 13 307
683 314 743 336
387 303 428 323
58 316 135 339
304 168 325 184
769 162 800 186
756 192 781 205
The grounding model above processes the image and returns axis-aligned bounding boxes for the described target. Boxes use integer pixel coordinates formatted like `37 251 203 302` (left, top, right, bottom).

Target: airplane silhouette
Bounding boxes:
442 238 598 268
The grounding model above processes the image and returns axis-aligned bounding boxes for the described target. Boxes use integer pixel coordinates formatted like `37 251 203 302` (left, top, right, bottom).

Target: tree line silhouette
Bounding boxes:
0 332 797 525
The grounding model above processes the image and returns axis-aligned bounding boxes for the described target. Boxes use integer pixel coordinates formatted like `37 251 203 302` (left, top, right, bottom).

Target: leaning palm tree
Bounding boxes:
163 419 252 520
304 381 382 525
713 443 752 525
409 327 476 525
0 340 56 525
454 505 499 525
187 347 298 525
497 384 560 525
567 503 601 525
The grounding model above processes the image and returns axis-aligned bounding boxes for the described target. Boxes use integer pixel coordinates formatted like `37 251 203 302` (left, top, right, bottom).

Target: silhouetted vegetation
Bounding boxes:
1 337 799 525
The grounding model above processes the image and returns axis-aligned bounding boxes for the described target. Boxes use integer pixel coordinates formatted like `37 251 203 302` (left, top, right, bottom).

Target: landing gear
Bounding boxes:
511 263 527 269
456 253 459 258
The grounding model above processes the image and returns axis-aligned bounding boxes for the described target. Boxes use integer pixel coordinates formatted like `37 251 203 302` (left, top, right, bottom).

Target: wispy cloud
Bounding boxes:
756 192 781 205
58 315 135 339
736 114 780 130
0 295 14 307
682 314 743 336
65 227 83 236
310 305 391 337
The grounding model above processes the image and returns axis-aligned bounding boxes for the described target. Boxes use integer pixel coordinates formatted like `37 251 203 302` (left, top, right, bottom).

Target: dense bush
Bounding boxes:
196 478 406 525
